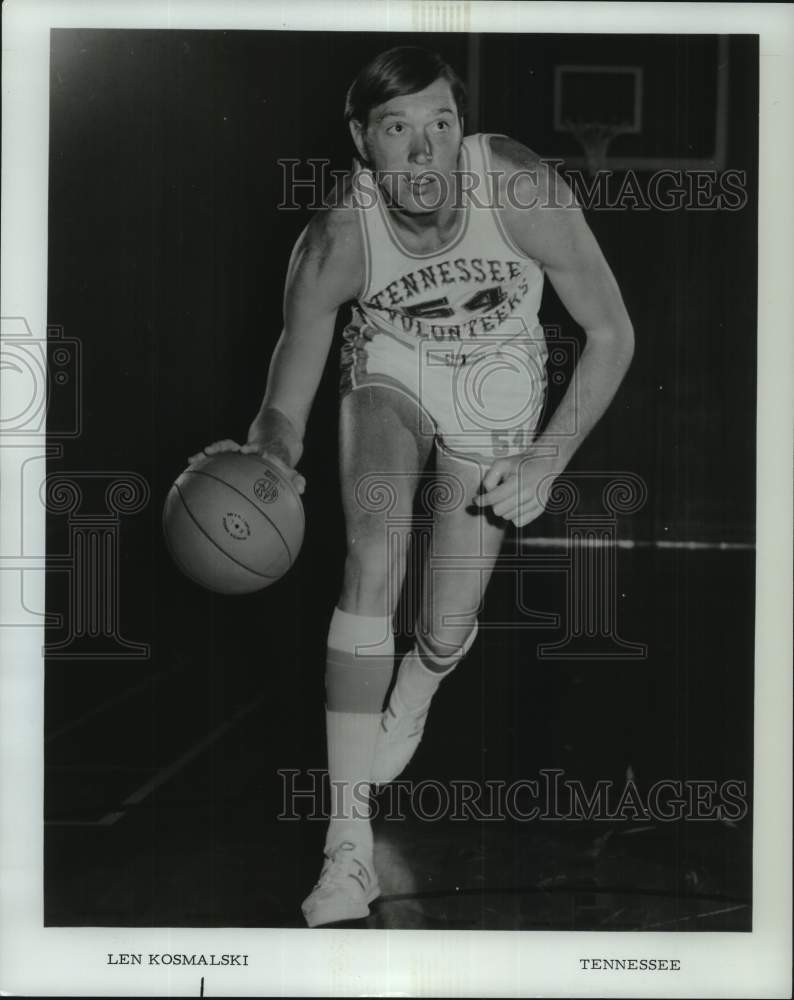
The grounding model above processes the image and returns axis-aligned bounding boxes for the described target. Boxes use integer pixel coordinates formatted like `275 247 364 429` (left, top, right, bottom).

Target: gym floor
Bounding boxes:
44 543 754 931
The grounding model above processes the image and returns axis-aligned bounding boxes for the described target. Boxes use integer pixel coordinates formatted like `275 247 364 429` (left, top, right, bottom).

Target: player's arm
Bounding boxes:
245 207 362 467
190 204 363 488
476 137 634 524
499 137 634 462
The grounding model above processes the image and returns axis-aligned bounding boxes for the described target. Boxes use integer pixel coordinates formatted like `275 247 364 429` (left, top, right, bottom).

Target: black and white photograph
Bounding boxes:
1 1 791 996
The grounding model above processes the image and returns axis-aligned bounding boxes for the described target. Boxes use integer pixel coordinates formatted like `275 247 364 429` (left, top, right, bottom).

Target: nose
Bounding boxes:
408 129 433 164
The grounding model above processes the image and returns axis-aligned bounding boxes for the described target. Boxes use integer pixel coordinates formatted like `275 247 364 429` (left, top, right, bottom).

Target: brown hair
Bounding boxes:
344 46 468 128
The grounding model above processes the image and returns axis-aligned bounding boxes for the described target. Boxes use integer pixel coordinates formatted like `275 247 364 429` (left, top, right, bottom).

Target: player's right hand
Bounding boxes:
241 442 307 495
187 439 243 465
187 440 306 495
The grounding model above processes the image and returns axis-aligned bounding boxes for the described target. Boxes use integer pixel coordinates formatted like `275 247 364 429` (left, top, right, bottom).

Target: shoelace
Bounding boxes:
315 842 371 894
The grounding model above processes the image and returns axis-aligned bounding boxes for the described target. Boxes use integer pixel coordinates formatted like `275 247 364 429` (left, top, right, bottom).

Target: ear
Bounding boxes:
349 119 369 164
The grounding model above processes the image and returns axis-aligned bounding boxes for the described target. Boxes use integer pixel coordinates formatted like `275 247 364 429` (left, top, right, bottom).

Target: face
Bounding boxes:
350 78 463 213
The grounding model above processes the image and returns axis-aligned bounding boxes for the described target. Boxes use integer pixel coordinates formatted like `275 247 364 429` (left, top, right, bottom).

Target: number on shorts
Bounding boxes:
491 428 529 455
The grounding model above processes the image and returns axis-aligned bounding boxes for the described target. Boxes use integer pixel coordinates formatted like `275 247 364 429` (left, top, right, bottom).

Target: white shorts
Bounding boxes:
340 321 548 466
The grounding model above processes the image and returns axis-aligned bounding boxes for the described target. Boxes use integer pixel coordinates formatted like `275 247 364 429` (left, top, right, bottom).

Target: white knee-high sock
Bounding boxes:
392 622 479 710
325 607 394 853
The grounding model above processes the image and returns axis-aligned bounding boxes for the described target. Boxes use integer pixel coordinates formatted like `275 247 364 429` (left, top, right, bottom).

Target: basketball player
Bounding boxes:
190 47 634 927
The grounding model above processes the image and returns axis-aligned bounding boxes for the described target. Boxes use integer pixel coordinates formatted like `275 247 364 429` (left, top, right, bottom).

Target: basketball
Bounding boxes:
162 452 305 594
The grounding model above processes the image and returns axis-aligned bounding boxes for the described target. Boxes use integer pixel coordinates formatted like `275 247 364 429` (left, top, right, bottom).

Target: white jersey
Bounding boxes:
350 133 546 347
340 133 548 466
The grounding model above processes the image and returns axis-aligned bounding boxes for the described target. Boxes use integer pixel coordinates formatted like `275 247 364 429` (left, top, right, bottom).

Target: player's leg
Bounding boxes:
337 382 435 619
302 384 433 927
327 384 432 844
372 449 507 785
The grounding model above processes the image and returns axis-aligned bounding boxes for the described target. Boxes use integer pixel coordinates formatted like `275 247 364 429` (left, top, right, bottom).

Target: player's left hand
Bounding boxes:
473 452 564 527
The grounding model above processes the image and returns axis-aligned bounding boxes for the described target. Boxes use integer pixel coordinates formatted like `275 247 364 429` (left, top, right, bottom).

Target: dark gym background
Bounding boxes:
44 31 757 929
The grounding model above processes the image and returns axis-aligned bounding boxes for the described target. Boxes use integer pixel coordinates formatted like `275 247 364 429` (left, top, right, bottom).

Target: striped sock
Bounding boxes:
324 606 394 853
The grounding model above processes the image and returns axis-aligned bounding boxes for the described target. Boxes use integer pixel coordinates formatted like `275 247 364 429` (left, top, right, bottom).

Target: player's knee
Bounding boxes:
418 618 478 662
341 542 405 612
344 540 392 582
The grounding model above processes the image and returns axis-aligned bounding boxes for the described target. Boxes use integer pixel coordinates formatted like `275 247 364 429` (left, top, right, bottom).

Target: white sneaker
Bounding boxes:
370 688 431 787
301 840 380 927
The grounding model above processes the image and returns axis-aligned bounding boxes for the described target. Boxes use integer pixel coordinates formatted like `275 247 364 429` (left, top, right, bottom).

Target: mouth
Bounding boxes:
409 175 437 191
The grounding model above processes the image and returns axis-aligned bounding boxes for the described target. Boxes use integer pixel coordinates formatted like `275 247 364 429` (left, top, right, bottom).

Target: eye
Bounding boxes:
434 120 451 131
386 123 405 135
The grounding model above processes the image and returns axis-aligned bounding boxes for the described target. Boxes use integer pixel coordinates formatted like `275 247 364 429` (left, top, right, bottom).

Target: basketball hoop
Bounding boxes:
564 119 630 175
